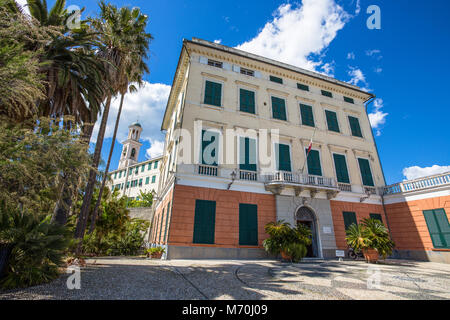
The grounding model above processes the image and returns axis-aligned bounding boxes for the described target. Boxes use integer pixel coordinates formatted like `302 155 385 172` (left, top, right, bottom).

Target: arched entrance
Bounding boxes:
296 206 319 258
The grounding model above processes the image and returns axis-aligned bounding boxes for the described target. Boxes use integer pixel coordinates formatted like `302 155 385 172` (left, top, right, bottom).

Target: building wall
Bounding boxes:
330 200 385 250
149 186 174 246
384 194 450 263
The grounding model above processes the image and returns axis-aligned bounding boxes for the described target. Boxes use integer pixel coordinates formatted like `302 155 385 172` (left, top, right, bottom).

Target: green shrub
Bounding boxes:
146 246 165 256
284 243 307 263
0 204 71 290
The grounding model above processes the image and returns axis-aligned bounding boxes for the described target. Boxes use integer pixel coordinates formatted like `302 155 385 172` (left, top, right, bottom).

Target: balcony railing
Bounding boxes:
338 183 352 192
239 169 258 181
383 172 450 195
197 164 218 177
364 186 377 195
264 171 337 189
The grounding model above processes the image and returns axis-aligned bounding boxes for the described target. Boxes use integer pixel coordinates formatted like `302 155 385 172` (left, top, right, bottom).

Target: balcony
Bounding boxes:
383 172 450 195
239 169 258 181
263 171 339 199
197 164 218 177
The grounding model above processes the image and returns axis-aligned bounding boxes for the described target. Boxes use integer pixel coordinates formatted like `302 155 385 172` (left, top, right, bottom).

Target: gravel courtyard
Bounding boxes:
1 257 449 300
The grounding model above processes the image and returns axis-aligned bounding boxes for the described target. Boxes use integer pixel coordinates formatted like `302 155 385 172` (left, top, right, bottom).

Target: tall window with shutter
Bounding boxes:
204 80 222 106
358 158 374 186
239 204 258 246
343 212 357 231
271 96 287 121
300 104 315 127
239 89 255 114
326 110 340 132
333 154 350 183
349 116 363 137
423 209 450 249
276 143 291 172
239 137 257 172
201 130 219 166
306 149 322 176
193 200 216 244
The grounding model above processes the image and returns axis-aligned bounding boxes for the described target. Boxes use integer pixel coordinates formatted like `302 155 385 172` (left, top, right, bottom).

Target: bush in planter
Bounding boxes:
346 218 395 262
263 220 312 262
146 246 165 259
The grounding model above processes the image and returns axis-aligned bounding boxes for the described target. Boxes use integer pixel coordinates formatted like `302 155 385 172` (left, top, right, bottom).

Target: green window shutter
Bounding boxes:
148 163 152 170
423 209 450 249
300 104 315 127
333 154 350 183
204 80 222 106
271 96 287 121
239 89 255 114
306 149 322 176
297 83 309 91
135 167 139 174
141 165 145 172
152 175 156 183
276 143 291 172
154 161 158 169
145 177 149 185
349 116 363 137
239 137 257 171
239 203 258 246
270 75 283 84
325 110 340 132
321 90 332 98
139 179 142 186
193 200 216 244
344 96 354 104
119 171 122 178
358 158 374 186
201 130 219 166
343 211 357 231
370 213 383 223
114 172 117 179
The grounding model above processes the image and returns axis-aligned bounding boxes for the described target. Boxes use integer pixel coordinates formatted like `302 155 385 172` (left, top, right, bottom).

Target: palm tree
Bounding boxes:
75 2 152 244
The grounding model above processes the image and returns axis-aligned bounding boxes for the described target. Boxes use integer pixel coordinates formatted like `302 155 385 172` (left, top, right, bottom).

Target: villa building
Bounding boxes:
149 38 388 259
107 122 162 200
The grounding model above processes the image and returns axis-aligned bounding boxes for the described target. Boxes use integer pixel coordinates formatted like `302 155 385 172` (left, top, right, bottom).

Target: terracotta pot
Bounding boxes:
362 248 379 263
151 252 163 259
280 250 292 261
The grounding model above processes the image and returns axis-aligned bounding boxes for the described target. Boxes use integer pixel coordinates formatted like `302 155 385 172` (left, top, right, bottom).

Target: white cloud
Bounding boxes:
368 98 388 136
146 139 164 158
373 67 382 74
91 81 171 159
366 49 382 60
347 52 355 60
347 66 366 86
213 39 222 44
403 165 450 181
235 1 351 72
15 0 30 15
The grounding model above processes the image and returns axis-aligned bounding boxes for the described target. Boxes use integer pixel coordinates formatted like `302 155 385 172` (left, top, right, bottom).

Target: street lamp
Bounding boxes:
227 170 237 190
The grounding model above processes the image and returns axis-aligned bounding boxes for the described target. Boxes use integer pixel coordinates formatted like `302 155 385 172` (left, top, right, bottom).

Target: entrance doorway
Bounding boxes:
296 206 319 258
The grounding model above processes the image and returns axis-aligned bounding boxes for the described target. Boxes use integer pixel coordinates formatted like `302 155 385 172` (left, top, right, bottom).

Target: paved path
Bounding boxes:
1 257 449 300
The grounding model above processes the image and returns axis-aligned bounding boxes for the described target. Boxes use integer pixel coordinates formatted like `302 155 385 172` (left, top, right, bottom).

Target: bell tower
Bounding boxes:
118 122 143 169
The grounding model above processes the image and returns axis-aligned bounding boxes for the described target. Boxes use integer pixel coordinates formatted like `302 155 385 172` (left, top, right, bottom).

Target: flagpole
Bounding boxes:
301 128 317 174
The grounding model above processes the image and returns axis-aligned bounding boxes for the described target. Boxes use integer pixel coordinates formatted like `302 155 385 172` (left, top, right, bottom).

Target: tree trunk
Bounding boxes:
74 95 112 252
89 93 125 234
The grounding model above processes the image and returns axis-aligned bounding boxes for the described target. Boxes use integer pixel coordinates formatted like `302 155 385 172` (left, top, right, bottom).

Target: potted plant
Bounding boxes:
146 246 165 259
263 220 312 262
346 218 395 263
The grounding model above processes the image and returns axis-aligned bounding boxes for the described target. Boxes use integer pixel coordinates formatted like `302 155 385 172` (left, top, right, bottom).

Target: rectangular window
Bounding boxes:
239 88 255 114
152 175 156 183
239 137 257 172
135 167 139 174
119 171 122 178
154 161 158 169
114 172 117 179
240 67 254 77
141 165 145 173
201 130 219 166
333 154 350 184
306 149 322 176
344 96 354 104
126 182 130 189
297 83 309 91
423 209 450 249
276 143 291 172
325 110 340 132
271 96 287 121
193 200 216 244
204 80 222 107
358 158 374 187
148 162 152 170
321 90 333 98
300 104 315 127
145 177 149 185
348 116 363 138
139 178 142 187
207 59 222 68
343 211 357 231
239 204 258 246
370 213 383 223
270 75 283 84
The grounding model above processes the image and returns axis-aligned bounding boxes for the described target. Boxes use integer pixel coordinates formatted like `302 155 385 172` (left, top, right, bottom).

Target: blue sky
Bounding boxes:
22 0 450 184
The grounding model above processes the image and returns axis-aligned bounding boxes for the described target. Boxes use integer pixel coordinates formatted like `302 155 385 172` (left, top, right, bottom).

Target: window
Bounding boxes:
271 96 287 121
152 175 156 183
129 168 133 175
321 90 333 98
270 75 283 84
240 67 254 77
141 165 145 173
358 158 374 187
333 154 350 184
139 178 142 187
370 213 383 223
126 182 130 189
148 162 152 170
145 177 149 185
135 167 139 174
207 59 222 68
300 104 315 127
423 209 450 249
114 172 117 179
297 83 309 91
239 204 258 246
348 116 363 138
193 200 216 244
154 161 158 169
343 212 357 231
119 171 122 178
239 88 255 114
306 149 322 176
344 96 354 104
325 110 340 132
204 80 222 107
275 143 291 172
201 130 219 166
239 137 257 172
